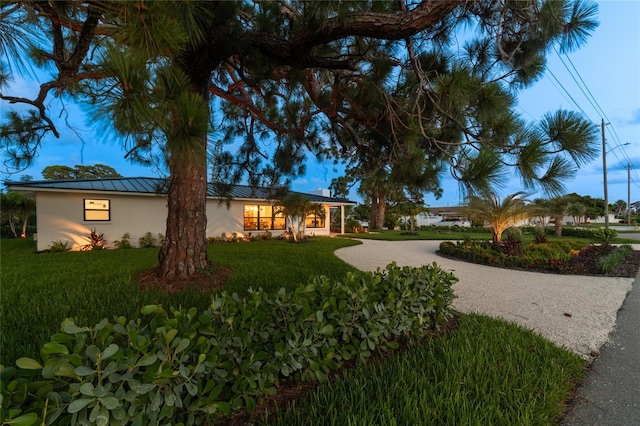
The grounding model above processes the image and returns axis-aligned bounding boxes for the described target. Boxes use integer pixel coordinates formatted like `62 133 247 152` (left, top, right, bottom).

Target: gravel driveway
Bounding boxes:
334 239 637 359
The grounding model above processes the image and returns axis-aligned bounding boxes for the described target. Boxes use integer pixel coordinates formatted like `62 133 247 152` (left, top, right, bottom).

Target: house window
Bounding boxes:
305 212 325 228
244 205 286 231
84 199 110 221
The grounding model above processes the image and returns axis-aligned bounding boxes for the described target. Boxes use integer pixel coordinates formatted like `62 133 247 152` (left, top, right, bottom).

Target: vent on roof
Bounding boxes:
308 189 331 197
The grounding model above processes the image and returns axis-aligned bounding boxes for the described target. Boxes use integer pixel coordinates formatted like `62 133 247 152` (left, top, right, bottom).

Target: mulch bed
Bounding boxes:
557 245 640 277
136 265 234 293
439 245 640 278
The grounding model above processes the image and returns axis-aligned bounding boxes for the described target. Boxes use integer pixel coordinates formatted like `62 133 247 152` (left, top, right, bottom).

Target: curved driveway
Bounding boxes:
335 239 637 359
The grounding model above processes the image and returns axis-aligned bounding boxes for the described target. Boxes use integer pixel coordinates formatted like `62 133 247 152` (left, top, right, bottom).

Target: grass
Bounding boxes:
209 238 360 294
341 228 640 244
1 236 586 424
0 237 360 363
342 229 491 241
265 314 584 425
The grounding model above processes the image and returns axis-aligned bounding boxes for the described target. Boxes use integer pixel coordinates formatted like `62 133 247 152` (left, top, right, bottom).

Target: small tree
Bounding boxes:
566 202 587 225
277 194 324 242
466 191 531 243
0 191 35 238
396 201 425 231
545 196 569 237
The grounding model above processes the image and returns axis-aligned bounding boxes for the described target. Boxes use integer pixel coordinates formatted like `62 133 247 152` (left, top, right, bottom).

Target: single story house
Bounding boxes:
7 177 355 251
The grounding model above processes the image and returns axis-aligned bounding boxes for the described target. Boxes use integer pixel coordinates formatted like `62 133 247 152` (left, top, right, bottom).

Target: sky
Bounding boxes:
2 0 639 208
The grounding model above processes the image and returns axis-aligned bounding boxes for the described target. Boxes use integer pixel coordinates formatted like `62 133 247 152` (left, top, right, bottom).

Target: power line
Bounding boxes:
551 49 640 192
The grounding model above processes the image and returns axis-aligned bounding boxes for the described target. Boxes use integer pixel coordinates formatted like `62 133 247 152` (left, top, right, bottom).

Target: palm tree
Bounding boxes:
466 191 531 243
614 200 627 217
276 194 324 242
529 198 551 227
566 202 587 226
545 196 569 237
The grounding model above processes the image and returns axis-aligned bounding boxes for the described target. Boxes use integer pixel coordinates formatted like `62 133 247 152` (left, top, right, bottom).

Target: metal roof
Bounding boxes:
6 177 355 204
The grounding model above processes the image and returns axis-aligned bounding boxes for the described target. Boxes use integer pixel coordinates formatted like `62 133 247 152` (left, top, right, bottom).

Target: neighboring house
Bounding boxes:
7 177 355 251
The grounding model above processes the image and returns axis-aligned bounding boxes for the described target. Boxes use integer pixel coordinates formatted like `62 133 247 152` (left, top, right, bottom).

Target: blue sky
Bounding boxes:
3 0 639 208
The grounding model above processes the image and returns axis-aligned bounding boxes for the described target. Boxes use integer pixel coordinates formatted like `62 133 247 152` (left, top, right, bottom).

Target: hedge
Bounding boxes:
1 262 457 426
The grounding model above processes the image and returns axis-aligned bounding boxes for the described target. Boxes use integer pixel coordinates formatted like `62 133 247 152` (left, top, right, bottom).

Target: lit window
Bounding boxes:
305 212 325 228
84 199 110 221
244 205 286 231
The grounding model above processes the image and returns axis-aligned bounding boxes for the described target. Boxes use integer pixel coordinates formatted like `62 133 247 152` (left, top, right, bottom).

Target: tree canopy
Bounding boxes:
1 0 601 279
41 164 121 180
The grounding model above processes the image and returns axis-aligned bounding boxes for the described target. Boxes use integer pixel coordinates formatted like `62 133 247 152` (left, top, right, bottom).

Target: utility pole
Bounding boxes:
602 119 609 229
628 162 632 226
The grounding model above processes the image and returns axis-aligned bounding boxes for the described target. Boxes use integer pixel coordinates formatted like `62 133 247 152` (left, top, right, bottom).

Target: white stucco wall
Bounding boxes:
34 191 332 251
35 191 168 251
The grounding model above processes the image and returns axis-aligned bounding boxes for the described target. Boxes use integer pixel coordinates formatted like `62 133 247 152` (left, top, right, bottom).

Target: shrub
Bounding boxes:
138 232 159 248
561 227 618 239
592 228 618 245
5 263 457 425
81 229 106 251
345 218 364 233
533 227 548 244
259 230 272 240
48 240 71 253
500 228 524 256
113 233 134 249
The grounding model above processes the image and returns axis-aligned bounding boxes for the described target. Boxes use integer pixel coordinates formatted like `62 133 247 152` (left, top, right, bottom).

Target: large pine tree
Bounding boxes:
1 1 599 280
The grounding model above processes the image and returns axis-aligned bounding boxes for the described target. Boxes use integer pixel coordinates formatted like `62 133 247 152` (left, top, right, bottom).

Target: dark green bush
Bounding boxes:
138 232 164 248
345 218 365 233
592 228 618 245
519 226 619 240
3 262 457 425
423 224 487 233
562 227 617 239
113 233 134 249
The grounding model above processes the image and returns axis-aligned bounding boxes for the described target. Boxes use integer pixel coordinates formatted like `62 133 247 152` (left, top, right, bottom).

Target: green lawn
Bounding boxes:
341 228 492 241
341 228 640 244
0 237 360 363
1 236 585 424
265 314 583 425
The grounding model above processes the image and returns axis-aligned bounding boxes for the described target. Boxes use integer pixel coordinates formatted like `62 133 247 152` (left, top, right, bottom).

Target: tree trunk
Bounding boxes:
8 217 17 238
370 190 386 229
554 214 563 237
20 213 28 238
157 154 210 280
